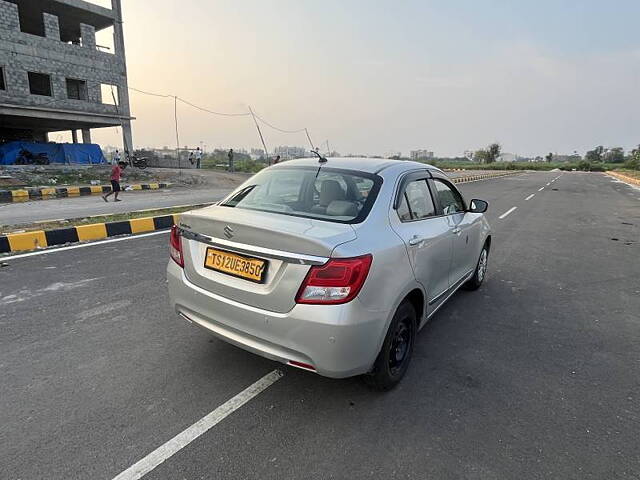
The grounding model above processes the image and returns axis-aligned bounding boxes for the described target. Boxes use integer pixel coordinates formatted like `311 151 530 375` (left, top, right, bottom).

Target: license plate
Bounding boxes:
204 247 267 283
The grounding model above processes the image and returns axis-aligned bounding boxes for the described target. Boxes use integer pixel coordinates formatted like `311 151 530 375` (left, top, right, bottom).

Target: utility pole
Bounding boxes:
248 105 269 165
174 95 181 171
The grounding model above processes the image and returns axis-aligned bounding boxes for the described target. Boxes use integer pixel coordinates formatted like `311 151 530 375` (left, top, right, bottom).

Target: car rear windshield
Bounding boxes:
220 166 382 224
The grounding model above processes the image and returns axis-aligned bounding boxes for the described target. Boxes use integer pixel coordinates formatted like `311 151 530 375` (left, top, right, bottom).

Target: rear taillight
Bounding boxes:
169 225 184 267
296 255 372 305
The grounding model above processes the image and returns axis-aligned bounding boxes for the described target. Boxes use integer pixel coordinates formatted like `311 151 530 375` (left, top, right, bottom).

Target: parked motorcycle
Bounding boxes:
15 149 49 165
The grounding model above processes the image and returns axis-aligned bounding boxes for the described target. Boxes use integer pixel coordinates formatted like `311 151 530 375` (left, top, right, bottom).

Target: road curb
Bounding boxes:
607 171 640 187
0 212 180 254
450 171 520 184
0 172 518 254
0 183 172 203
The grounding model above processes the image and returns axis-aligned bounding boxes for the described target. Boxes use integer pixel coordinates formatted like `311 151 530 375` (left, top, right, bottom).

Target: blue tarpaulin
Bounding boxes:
0 141 106 165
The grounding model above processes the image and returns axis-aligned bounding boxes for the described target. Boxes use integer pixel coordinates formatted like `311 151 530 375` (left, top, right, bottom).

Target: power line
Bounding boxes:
128 86 173 98
127 85 317 153
129 86 249 117
252 112 306 133
176 97 251 118
251 112 315 150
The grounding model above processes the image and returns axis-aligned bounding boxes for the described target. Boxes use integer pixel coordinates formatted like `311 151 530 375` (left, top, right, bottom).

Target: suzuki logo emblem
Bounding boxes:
223 226 234 239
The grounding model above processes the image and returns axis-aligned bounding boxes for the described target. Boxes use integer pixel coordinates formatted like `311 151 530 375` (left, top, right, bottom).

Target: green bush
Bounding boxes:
624 158 640 170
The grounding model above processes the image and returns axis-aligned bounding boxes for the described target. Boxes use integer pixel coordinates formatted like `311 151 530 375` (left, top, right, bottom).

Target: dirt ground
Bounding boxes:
0 165 249 189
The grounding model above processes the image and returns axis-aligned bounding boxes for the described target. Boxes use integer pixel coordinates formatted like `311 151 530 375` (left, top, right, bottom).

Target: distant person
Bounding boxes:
102 161 127 202
273 155 281 164
195 147 203 169
113 149 121 165
188 150 195 167
228 148 234 172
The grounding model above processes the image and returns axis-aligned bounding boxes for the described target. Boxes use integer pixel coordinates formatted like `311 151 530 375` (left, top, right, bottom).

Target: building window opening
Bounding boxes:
66 78 87 100
17 4 45 37
100 84 119 105
28 72 52 96
95 24 115 53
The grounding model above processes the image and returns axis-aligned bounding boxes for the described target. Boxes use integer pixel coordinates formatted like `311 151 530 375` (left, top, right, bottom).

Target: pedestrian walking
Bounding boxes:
188 150 195 167
195 147 203 169
228 148 234 172
113 149 121 165
102 161 127 202
273 155 281 164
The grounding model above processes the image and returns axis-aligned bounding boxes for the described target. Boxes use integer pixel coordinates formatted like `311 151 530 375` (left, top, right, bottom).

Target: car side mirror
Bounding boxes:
469 199 488 213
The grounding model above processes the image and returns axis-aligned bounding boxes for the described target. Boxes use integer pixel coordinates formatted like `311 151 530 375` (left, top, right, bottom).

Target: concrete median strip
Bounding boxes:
0 183 172 203
0 172 518 255
0 211 181 254
449 171 521 184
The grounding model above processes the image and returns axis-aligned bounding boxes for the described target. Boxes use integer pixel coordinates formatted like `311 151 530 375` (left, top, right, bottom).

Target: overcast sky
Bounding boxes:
87 0 640 157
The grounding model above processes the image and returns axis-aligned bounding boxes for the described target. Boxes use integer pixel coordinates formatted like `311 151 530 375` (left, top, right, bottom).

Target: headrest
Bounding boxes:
319 180 345 206
326 200 358 217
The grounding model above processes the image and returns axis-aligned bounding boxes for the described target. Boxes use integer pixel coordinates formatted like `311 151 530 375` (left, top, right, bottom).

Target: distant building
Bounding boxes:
552 154 581 163
496 153 518 162
0 0 133 149
273 145 307 159
410 149 434 160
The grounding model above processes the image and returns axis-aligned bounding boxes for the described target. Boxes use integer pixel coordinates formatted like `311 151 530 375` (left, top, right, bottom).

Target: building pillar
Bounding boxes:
121 120 133 154
0 1 20 31
43 13 61 40
81 128 92 144
71 130 78 143
112 0 134 153
80 23 96 49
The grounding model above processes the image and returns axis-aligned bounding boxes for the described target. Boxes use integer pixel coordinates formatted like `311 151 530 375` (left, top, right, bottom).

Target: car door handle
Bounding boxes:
452 227 461 235
408 235 425 246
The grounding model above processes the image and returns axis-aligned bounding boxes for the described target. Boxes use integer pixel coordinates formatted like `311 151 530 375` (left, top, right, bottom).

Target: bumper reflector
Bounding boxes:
288 360 316 372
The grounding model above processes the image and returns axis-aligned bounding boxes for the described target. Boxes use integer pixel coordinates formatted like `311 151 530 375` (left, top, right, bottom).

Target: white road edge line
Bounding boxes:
499 206 517 219
112 369 284 480
525 194 535 201
1 230 170 261
538 187 545 191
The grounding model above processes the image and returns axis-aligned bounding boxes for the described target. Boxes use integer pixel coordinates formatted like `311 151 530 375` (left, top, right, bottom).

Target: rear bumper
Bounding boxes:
167 261 390 378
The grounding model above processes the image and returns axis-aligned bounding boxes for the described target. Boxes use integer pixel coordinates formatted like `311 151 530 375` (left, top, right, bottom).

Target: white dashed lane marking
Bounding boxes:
538 187 545 191
525 194 535 201
499 206 517 219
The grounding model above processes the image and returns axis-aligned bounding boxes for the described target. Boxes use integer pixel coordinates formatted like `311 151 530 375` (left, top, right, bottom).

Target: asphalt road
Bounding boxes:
0 187 232 226
1 170 489 227
1 172 639 479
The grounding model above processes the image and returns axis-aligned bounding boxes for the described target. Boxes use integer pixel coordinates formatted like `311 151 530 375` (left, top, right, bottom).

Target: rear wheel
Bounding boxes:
364 301 416 391
464 242 489 290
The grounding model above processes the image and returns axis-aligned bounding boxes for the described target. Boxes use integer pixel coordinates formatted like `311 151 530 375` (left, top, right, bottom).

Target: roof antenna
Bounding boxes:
311 149 327 180
311 149 327 164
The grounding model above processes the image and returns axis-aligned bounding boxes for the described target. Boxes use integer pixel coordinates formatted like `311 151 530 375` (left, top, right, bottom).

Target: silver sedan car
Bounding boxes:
167 157 491 389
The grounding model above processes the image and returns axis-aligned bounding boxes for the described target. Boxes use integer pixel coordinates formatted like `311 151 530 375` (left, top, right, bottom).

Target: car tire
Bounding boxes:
464 242 489 291
364 301 417 391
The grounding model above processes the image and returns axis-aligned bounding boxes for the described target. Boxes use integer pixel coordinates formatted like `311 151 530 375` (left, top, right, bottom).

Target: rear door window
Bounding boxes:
397 179 436 221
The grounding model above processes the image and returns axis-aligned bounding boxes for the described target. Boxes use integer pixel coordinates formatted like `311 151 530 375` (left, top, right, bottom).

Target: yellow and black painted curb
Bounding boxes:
0 213 181 254
0 173 518 255
0 183 171 203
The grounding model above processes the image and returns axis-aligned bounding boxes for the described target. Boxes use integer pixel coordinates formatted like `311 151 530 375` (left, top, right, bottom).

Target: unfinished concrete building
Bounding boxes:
0 0 133 150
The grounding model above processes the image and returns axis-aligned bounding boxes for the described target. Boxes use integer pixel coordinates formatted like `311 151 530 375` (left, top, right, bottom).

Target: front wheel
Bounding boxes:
464 242 489 290
364 301 416 391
